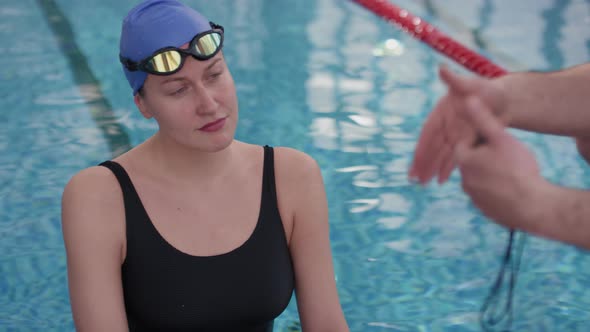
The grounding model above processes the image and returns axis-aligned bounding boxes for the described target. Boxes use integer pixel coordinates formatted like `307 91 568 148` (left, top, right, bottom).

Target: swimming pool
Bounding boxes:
2 0 590 330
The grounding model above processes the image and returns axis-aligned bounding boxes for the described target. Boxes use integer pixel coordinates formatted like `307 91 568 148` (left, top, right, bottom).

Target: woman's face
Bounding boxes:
135 51 238 152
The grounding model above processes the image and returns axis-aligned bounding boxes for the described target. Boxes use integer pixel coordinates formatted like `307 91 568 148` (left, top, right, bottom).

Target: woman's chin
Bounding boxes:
193 133 235 153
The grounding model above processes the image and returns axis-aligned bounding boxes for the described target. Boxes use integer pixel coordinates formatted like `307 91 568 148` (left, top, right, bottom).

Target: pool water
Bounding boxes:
2 0 590 331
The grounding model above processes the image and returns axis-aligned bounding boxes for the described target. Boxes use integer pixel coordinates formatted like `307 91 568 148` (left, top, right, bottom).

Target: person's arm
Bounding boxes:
61 167 129 331
454 97 590 249
274 148 349 332
525 182 590 250
496 62 590 136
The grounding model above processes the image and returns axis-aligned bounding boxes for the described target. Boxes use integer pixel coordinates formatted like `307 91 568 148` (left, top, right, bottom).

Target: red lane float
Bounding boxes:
352 0 507 78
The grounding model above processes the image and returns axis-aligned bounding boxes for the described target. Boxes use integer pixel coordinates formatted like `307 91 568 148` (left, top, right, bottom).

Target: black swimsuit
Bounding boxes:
100 146 294 331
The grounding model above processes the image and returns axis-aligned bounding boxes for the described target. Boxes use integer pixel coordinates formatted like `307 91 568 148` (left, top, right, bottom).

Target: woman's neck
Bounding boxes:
140 132 240 183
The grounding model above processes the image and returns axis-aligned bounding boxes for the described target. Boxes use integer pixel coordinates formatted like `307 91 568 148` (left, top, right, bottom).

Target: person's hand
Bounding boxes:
409 65 508 185
454 97 546 230
575 137 590 165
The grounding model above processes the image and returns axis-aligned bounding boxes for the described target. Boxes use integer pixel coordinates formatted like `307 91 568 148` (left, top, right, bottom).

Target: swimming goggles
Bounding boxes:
120 22 224 75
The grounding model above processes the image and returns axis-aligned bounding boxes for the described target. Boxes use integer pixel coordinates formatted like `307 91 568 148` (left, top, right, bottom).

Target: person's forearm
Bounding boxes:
525 181 590 250
496 63 590 137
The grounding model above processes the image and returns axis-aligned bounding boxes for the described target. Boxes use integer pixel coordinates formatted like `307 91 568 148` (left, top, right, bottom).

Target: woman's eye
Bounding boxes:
171 86 187 95
209 71 222 81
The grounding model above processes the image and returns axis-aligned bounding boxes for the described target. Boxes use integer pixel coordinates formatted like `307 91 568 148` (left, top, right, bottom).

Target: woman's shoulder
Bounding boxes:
62 164 124 211
238 142 321 177
273 146 320 171
61 164 126 265
271 146 323 186
64 164 119 194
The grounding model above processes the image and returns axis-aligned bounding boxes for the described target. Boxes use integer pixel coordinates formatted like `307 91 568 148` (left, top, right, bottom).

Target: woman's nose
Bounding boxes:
193 85 218 115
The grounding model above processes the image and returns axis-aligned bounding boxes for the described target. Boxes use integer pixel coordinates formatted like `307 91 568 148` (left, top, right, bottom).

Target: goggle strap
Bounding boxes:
119 55 139 72
209 21 224 32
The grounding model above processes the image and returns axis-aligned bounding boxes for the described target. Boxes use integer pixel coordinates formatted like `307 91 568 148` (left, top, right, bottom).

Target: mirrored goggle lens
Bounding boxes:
145 51 182 73
192 32 222 57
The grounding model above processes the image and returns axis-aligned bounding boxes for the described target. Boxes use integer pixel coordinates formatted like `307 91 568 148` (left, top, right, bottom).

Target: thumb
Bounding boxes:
439 64 473 95
463 96 506 144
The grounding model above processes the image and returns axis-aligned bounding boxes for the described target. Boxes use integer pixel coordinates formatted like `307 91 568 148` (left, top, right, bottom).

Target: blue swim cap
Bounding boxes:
119 0 211 95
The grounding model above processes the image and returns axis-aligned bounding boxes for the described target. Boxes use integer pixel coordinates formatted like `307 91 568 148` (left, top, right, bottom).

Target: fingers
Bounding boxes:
462 97 506 144
439 64 472 95
409 105 446 183
409 67 494 185
423 141 451 184
437 151 456 184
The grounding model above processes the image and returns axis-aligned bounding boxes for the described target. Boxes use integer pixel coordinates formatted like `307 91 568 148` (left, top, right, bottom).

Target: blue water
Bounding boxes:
2 0 590 331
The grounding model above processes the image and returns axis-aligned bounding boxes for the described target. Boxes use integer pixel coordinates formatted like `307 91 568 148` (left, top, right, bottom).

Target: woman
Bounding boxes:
61 0 349 331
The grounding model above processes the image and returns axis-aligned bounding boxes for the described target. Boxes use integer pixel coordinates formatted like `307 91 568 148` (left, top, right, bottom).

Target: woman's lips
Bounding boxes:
199 117 226 132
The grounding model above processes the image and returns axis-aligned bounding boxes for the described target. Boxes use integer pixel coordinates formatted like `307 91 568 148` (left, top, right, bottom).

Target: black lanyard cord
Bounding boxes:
480 230 527 332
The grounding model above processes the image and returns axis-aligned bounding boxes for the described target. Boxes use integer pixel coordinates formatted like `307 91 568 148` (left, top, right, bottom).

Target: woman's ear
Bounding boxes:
134 93 154 119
